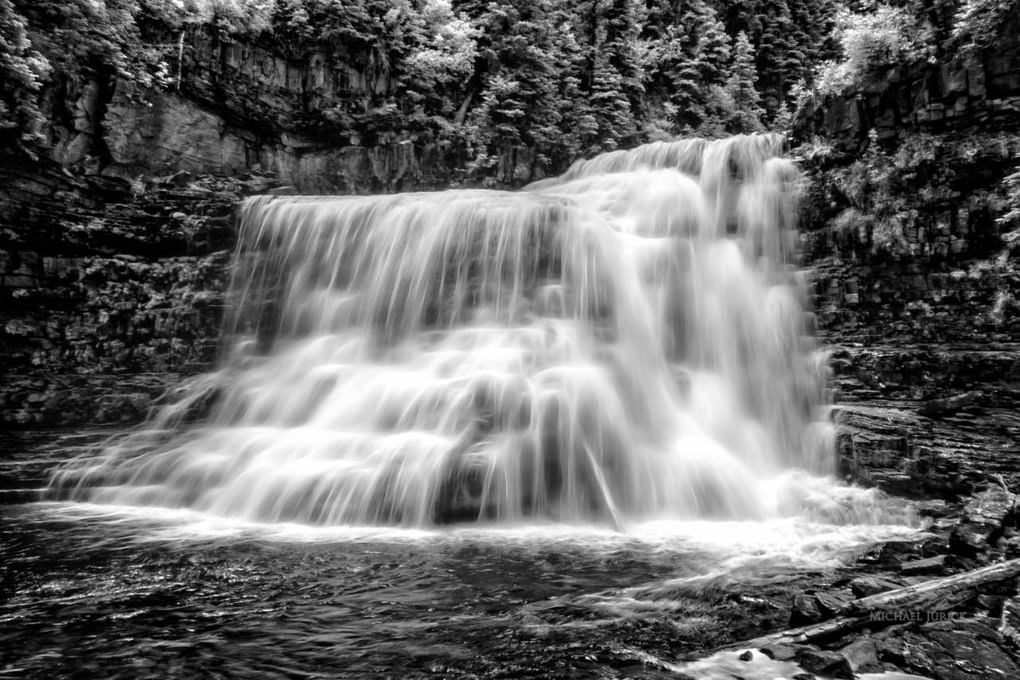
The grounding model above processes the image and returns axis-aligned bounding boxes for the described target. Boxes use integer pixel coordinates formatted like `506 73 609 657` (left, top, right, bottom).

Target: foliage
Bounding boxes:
639 0 733 137
0 0 858 174
951 0 1017 54
140 0 276 33
724 32 765 133
814 4 929 95
402 0 478 90
998 168 1020 232
830 131 953 256
714 0 839 115
0 0 51 147
826 129 1020 259
461 0 586 172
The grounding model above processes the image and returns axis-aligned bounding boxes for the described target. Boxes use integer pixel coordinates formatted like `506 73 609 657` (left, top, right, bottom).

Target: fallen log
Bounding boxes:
745 557 1020 648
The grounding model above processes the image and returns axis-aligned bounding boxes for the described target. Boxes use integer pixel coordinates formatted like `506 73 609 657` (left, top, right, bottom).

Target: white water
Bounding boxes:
51 134 904 529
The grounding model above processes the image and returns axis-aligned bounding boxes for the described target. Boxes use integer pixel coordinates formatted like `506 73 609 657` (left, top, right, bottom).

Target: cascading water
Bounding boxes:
51 134 867 528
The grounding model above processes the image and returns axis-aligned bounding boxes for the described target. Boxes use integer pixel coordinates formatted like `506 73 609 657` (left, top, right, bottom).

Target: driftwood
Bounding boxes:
746 558 1020 649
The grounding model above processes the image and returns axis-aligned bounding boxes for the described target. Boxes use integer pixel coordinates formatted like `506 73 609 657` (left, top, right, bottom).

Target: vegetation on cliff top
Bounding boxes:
3 0 832 170
0 0 1014 180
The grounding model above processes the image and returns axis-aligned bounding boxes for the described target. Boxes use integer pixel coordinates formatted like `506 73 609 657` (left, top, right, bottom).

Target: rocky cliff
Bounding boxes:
793 6 1020 500
0 157 259 426
44 23 542 195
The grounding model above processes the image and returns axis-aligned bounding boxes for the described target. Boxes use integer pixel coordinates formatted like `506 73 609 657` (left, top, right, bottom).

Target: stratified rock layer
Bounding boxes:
0 158 253 426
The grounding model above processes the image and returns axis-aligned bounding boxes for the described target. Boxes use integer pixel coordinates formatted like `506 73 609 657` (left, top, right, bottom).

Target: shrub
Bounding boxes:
815 5 929 96
952 0 1017 54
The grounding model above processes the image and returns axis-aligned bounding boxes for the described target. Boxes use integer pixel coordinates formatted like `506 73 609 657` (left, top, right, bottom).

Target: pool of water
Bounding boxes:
1 431 921 679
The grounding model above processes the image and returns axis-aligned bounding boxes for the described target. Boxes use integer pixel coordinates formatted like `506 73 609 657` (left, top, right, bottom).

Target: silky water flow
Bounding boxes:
49 134 908 531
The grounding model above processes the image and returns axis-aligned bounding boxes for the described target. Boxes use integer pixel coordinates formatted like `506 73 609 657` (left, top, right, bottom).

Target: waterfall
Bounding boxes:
50 134 845 527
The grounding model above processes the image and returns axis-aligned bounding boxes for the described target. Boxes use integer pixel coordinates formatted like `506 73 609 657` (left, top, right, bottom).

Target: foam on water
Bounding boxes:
673 649 934 680
50 134 907 531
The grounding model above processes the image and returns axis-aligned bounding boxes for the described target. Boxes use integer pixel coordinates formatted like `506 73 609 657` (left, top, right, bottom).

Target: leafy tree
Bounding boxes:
814 4 930 95
951 0 1018 54
0 0 50 148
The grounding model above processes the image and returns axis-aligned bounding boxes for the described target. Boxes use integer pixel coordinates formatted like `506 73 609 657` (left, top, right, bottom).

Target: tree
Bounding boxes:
640 0 732 136
0 0 50 148
814 4 929 95
951 0 1018 54
463 0 587 175
724 31 764 133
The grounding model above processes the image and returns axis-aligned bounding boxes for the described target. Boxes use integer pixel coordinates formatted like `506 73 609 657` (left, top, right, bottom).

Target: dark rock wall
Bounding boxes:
0 158 256 426
46 26 539 194
101 83 478 193
794 10 1020 498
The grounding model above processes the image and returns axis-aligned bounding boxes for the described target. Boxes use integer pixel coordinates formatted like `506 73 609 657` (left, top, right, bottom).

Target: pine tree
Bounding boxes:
563 0 640 152
724 31 765 133
464 0 590 175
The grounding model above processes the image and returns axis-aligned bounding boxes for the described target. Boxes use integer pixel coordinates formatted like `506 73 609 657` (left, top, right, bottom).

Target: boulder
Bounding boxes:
790 593 824 626
881 618 1020 680
838 637 882 673
951 488 1018 556
794 648 853 680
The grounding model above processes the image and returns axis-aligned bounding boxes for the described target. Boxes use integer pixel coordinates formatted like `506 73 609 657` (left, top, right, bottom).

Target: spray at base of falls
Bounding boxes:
50 134 905 528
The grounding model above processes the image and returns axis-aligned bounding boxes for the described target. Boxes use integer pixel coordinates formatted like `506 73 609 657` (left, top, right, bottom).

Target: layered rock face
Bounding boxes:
48 26 538 194
100 84 475 194
795 11 1020 498
0 159 256 426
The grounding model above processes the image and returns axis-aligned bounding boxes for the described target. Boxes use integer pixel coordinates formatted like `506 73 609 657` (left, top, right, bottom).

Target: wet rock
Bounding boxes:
880 618 1020 680
951 488 1019 556
827 344 1020 501
814 591 852 617
978 593 1006 616
737 650 752 661
918 391 981 418
874 540 927 567
160 170 194 187
1000 597 1020 648
790 593 824 625
899 555 949 576
794 648 853 679
850 575 905 598
758 642 798 661
838 637 882 673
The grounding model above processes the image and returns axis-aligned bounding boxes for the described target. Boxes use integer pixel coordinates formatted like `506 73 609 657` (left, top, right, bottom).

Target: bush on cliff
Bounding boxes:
2 0 839 176
814 4 931 96
0 0 50 148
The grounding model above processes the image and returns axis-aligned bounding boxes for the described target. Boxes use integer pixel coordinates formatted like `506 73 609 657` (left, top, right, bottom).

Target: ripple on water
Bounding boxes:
1 498 924 678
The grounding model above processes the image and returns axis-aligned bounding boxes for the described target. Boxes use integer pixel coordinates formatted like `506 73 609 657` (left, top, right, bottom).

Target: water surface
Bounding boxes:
2 433 920 679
